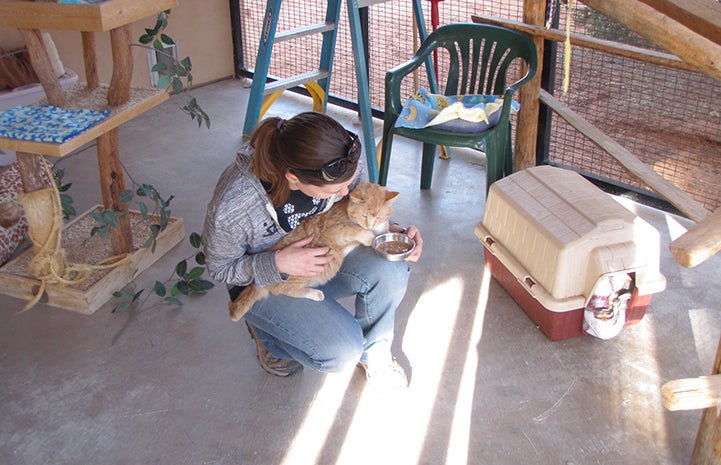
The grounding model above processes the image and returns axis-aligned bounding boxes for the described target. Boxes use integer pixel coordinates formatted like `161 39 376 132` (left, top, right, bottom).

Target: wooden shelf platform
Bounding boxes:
0 84 168 157
0 0 178 32
0 206 185 314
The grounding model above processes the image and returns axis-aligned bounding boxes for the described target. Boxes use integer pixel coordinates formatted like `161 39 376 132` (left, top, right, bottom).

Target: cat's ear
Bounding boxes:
385 191 400 201
349 190 363 202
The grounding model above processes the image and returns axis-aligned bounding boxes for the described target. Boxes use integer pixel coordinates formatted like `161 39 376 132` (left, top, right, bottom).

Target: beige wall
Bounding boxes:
1 0 235 89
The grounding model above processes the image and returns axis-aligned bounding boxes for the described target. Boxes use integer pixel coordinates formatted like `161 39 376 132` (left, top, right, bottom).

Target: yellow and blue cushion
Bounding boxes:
395 87 519 133
0 105 111 144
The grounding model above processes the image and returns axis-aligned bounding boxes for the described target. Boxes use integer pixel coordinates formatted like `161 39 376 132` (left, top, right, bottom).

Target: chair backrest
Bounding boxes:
416 23 538 97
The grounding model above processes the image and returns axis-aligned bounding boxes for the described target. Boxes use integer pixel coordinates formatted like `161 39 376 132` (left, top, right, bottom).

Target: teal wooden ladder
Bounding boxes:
242 0 430 183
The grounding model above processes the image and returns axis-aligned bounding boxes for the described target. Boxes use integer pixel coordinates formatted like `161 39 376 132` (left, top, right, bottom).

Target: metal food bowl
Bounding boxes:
372 232 415 261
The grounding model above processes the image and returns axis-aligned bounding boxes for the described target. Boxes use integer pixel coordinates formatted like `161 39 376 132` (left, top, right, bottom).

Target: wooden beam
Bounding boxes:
637 0 721 47
471 14 695 72
0 0 179 32
539 89 710 223
663 373 721 411
669 206 721 267
580 0 721 83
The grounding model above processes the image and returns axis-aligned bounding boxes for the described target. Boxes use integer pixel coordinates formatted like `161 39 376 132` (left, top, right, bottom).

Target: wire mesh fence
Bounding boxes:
551 2 721 212
238 0 721 213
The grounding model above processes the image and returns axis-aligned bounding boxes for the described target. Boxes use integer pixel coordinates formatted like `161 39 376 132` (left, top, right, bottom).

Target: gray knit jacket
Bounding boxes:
202 141 365 289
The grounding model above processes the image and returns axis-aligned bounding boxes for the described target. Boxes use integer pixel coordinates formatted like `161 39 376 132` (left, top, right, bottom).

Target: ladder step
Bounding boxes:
264 70 329 94
275 22 336 43
357 0 392 8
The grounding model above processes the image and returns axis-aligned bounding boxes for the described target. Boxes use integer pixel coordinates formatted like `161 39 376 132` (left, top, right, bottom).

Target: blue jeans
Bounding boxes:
243 246 410 372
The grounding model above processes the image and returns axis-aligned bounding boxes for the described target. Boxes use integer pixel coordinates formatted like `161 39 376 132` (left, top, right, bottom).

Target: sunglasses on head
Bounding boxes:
290 131 361 182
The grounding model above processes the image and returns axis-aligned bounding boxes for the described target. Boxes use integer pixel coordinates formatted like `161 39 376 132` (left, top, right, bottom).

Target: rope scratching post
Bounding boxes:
18 162 131 311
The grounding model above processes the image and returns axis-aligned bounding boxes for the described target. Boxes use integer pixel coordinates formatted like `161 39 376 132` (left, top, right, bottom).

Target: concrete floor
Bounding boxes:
1 78 720 465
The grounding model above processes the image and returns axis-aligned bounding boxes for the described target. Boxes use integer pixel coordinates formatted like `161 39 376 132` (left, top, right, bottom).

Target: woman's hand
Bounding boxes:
391 223 423 262
275 235 331 277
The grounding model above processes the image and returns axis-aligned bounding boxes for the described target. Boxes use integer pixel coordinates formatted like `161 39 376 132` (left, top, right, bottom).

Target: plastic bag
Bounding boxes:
583 273 634 340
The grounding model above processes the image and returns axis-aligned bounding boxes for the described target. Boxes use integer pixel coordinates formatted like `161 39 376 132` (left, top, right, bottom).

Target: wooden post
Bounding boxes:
18 28 67 107
15 152 52 194
514 0 545 171
107 24 133 106
690 333 721 464
16 151 54 264
81 31 100 89
96 129 133 254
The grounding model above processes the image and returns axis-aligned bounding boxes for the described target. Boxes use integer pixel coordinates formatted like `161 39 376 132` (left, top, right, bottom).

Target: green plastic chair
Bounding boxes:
378 22 538 194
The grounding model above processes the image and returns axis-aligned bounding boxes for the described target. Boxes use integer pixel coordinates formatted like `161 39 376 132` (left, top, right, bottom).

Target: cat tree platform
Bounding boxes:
0 206 184 314
0 0 183 314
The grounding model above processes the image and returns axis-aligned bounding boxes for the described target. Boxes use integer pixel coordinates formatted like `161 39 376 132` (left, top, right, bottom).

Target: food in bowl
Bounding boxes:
372 232 415 261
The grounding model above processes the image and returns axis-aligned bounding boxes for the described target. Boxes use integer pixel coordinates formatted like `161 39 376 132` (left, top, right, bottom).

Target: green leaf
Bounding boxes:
164 296 183 307
139 34 154 44
113 290 134 299
160 33 175 45
153 281 167 297
173 65 188 78
188 266 205 280
139 202 148 220
142 234 156 251
157 75 172 89
171 283 181 297
112 301 132 313
171 77 183 94
118 189 133 203
90 226 108 239
102 210 120 227
194 252 206 265
152 62 168 74
176 281 190 295
189 232 202 248
158 209 168 229
189 279 214 293
175 260 187 278
180 56 192 69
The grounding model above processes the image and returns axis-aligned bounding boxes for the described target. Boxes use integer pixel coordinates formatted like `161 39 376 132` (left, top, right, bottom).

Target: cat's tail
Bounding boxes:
228 286 269 321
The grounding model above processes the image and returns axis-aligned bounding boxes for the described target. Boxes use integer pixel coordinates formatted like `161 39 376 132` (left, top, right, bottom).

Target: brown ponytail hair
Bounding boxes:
249 112 358 206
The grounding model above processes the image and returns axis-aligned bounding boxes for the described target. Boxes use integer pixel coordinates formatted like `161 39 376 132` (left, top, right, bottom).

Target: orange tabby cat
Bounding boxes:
228 182 399 321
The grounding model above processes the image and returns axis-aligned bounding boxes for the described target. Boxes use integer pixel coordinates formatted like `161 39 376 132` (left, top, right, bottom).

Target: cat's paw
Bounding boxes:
228 301 244 321
306 289 325 301
361 231 376 246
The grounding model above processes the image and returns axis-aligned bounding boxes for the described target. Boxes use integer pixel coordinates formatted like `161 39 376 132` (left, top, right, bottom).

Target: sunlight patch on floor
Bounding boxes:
620 312 671 456
279 369 355 465
332 278 470 464
446 270 491 465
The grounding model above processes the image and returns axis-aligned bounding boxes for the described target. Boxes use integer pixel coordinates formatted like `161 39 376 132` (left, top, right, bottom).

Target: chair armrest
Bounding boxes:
384 53 431 119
